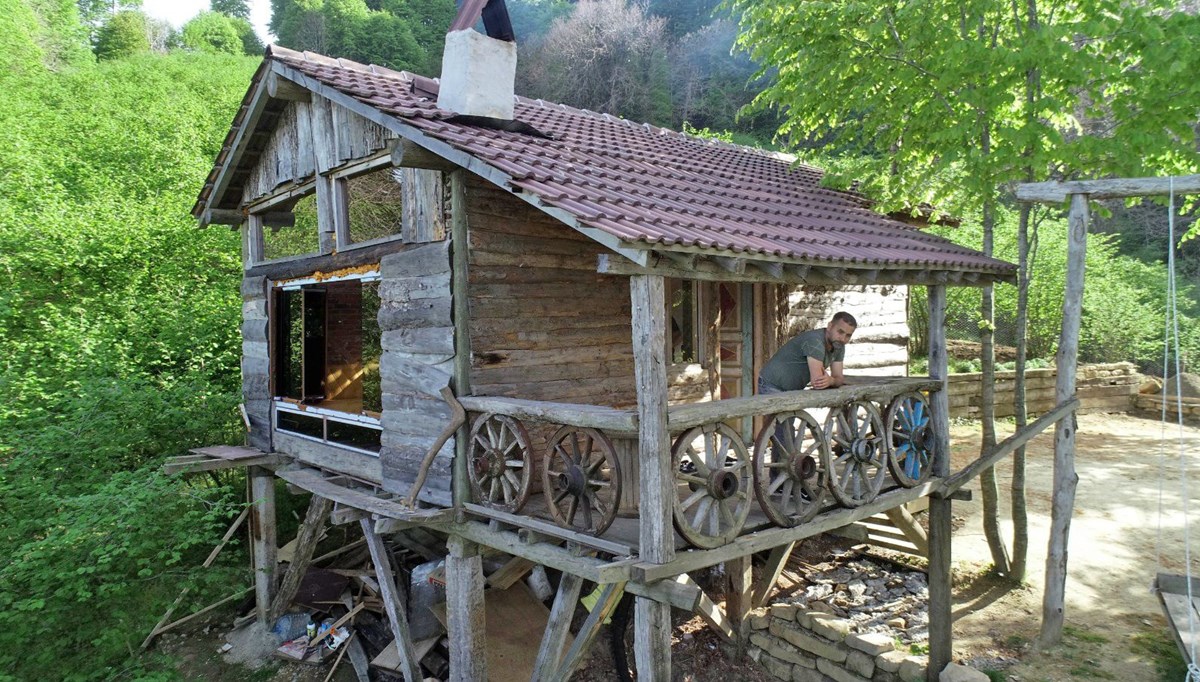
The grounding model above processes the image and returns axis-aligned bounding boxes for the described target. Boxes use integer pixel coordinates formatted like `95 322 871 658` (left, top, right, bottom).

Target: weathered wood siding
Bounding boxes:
465 178 637 406
242 96 392 205
378 241 457 505
782 284 909 375
242 275 271 451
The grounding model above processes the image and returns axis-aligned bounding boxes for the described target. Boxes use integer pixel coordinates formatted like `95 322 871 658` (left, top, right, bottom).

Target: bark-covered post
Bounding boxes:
926 284 952 680
249 466 277 625
1039 193 1088 647
630 274 673 680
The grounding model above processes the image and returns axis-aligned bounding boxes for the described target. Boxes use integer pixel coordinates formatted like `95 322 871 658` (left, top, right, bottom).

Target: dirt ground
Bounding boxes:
946 411 1200 681
161 411 1200 681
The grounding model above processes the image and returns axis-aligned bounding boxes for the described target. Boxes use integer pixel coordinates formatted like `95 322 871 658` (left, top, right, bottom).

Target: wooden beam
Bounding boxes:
663 251 697 269
600 253 1009 288
631 274 674 566
1016 174 1200 204
162 453 283 476
727 555 753 651
937 397 1079 497
329 505 370 525
531 573 584 680
446 536 487 682
755 261 784 279
1040 193 1089 648
361 519 422 682
883 506 929 556
388 137 458 171
461 503 636 557
455 396 637 433
712 256 747 274
267 72 311 101
269 493 333 621
926 284 952 681
550 582 627 682
205 71 273 215
249 466 277 625
201 207 243 227
753 541 795 607
635 598 672 681
694 584 734 642
632 481 939 583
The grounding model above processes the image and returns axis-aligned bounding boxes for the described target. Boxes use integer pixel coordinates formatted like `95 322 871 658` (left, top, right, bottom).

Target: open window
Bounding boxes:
668 278 703 364
340 165 405 246
259 192 320 261
272 272 382 454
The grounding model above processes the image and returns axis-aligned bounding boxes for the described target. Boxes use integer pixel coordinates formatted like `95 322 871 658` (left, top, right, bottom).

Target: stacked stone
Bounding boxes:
747 603 928 682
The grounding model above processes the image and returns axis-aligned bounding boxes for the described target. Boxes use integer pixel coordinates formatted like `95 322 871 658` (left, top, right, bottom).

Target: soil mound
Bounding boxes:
946 339 1017 362
1165 372 1200 398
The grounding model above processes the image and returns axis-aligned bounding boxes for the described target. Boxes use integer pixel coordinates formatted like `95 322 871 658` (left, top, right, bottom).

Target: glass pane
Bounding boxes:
345 167 404 244
262 194 320 260
327 420 382 453
277 410 323 439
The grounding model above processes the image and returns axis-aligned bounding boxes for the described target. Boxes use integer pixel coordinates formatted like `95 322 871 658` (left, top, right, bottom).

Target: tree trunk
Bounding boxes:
1011 202 1032 582
979 187 1011 576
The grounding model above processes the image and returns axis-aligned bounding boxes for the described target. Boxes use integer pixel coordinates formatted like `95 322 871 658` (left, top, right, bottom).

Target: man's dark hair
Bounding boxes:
832 311 858 327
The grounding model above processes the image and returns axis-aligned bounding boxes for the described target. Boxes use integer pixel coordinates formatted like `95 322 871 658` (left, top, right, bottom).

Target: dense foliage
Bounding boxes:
0 4 257 673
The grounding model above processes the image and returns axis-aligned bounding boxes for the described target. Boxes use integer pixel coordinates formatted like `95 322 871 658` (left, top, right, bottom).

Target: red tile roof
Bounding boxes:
197 46 1015 279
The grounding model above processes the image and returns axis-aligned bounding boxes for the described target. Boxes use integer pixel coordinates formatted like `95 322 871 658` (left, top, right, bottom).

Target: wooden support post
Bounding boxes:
630 274 674 681
446 536 487 682
450 170 472 509
269 493 333 621
753 541 795 607
532 573 585 680
727 555 753 654
884 505 929 556
361 519 422 682
926 285 953 681
550 582 627 682
249 466 277 625
1040 193 1088 648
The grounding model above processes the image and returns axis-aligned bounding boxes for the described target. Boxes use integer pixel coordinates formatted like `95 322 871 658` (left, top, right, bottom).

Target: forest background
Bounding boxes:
0 1 1196 680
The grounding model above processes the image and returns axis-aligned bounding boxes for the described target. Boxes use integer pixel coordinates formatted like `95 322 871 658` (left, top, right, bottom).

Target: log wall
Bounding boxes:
782 284 910 376
378 241 457 505
947 362 1137 418
242 276 271 451
464 177 637 406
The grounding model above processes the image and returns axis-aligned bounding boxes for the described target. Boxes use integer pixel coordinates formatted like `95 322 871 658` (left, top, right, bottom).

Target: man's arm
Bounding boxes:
807 357 831 389
829 361 846 388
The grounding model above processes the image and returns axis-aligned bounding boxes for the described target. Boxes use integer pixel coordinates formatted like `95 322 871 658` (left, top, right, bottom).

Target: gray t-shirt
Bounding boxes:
759 328 844 391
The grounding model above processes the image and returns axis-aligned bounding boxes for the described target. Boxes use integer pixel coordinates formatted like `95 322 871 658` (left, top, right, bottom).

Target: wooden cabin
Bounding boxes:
192 32 1016 682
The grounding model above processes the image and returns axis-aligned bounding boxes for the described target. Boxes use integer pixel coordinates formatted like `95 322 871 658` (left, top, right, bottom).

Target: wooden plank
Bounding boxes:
250 466 277 625
361 519 422 682
753 541 795 608
276 467 445 521
1041 194 1089 648
486 556 536 589
531 572 583 680
927 283 953 679
549 582 626 682
461 503 636 557
446 537 487 682
1016 174 1200 203
163 453 283 475
456 396 637 433
937 397 1079 496
694 585 735 642
632 481 940 583
269 493 333 621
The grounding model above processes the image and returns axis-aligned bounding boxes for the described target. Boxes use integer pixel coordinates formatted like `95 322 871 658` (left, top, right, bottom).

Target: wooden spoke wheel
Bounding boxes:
672 422 753 549
753 411 829 527
467 413 532 513
822 401 887 508
542 426 622 536
885 392 935 487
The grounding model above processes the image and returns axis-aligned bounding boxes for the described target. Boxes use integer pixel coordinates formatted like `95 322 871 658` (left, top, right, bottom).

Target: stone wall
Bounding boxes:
747 603 929 682
946 362 1138 419
1133 394 1200 424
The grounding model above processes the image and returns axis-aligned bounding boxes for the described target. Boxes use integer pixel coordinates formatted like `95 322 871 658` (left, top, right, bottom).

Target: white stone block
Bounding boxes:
437 29 516 119
939 662 991 682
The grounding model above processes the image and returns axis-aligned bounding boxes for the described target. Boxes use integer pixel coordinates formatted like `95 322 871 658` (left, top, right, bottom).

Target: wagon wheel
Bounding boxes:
542 426 622 536
885 392 936 487
467 413 532 513
753 411 829 527
821 401 887 508
672 422 753 549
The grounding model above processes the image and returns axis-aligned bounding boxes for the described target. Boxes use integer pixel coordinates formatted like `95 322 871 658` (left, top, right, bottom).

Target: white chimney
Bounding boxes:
437 29 516 120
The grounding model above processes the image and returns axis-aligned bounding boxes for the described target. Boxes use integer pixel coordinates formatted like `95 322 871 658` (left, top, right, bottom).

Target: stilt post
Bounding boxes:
249 466 277 625
446 535 487 682
1039 193 1088 647
926 284 953 680
630 274 674 681
727 555 753 655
